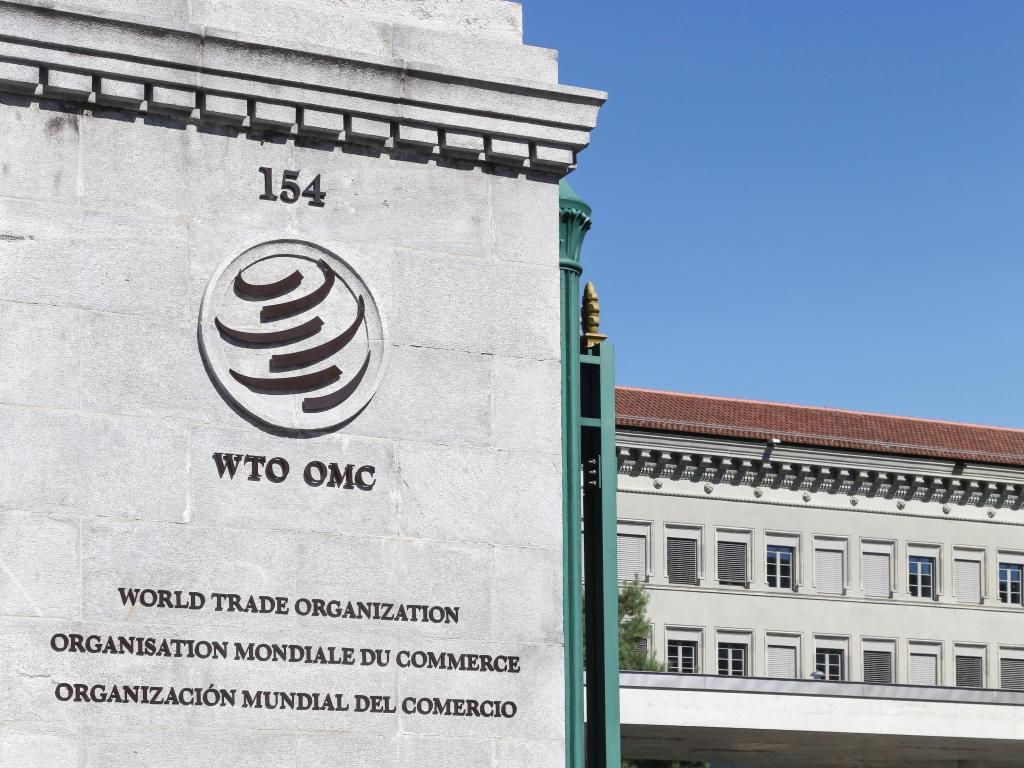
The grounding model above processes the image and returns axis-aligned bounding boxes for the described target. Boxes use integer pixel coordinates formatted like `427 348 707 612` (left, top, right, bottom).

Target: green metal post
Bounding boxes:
581 337 621 766
559 179 590 768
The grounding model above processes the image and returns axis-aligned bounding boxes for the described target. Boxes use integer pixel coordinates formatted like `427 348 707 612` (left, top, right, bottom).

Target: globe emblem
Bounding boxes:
199 240 385 431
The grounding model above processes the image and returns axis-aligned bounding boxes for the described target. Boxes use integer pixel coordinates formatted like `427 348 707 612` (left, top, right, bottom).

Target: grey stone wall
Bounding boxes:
0 1 604 764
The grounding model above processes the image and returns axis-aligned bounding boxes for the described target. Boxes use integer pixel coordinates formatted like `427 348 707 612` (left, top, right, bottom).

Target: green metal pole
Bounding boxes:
559 179 590 768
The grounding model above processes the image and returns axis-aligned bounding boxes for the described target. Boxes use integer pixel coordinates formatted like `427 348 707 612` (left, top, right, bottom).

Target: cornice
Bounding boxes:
617 429 1024 523
0 0 605 175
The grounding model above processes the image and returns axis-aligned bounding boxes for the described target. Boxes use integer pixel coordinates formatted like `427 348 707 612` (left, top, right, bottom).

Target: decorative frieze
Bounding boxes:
0 1 602 175
617 440 1024 517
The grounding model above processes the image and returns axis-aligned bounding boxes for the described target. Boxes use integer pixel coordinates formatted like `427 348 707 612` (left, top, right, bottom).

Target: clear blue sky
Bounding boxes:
520 0 1024 428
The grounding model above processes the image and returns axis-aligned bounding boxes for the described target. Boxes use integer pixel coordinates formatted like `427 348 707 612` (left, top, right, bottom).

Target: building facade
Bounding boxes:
614 386 1024 766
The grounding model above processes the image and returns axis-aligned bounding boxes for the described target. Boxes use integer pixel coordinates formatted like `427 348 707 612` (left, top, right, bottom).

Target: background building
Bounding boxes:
614 386 1024 767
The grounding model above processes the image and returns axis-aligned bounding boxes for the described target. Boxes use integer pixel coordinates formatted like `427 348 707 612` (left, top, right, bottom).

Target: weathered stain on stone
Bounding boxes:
44 114 77 137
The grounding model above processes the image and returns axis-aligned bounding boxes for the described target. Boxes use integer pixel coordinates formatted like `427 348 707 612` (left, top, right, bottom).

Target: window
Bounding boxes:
766 545 794 589
999 563 1022 605
815 648 844 681
954 559 982 604
909 652 939 686
667 640 698 674
667 537 698 586
766 645 797 678
863 650 893 684
617 534 647 582
955 655 984 689
718 643 747 676
909 556 936 599
1001 658 1024 690
814 548 844 595
717 541 748 586
862 552 892 598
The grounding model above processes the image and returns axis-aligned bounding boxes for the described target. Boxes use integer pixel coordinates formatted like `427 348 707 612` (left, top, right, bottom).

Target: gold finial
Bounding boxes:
581 281 607 349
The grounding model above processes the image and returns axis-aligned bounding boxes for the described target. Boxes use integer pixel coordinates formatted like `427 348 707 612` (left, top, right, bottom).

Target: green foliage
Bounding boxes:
618 579 664 672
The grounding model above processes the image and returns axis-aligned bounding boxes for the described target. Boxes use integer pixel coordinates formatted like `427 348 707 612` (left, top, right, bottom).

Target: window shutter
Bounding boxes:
635 636 649 656
955 656 984 688
862 553 891 598
1001 659 1024 690
863 650 893 684
667 538 698 585
617 534 647 582
717 541 748 585
909 653 938 686
954 559 982 604
766 645 797 679
815 549 844 594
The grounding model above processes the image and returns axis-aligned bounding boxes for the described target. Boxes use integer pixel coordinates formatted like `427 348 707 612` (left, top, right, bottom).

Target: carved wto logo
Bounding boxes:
199 240 385 431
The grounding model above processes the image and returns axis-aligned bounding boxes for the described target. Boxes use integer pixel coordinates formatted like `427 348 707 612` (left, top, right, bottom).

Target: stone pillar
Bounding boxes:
0 1 604 765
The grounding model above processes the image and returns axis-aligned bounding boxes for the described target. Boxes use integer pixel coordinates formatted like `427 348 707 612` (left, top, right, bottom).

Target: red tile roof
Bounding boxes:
616 386 1024 467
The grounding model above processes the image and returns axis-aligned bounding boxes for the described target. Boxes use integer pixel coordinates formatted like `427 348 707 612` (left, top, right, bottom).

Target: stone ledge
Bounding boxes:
0 0 604 176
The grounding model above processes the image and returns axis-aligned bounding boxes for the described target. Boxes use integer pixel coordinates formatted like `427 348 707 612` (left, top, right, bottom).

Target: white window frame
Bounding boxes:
764 531 801 590
814 634 850 682
953 643 987 689
715 528 753 588
907 542 942 599
996 550 1024 607
812 535 849 595
951 546 985 604
860 539 895 598
665 626 703 675
716 629 754 677
862 637 897 685
765 631 801 679
617 521 652 583
665 523 703 585
907 640 943 687
998 645 1024 690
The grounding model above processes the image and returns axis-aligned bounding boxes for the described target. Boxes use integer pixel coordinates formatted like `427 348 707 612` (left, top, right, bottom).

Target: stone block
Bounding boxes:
81 728 297 768
253 101 296 130
492 546 562 644
398 736 493 768
0 302 81 408
494 738 564 768
532 143 574 170
486 137 530 164
441 130 484 158
78 312 232 423
203 93 248 124
98 77 145 108
285 145 491 257
80 519 300 628
150 84 196 113
45 69 93 100
491 356 561 455
0 406 188 520
0 724 78 768
300 108 346 138
489 171 559 266
397 442 561 549
189 425 398 537
0 105 80 202
296 734 397 767
394 24 557 83
0 512 80 618
395 124 437 149
348 114 392 144
0 62 39 93
0 199 188 316
390 252 560 359
353 345 492 447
